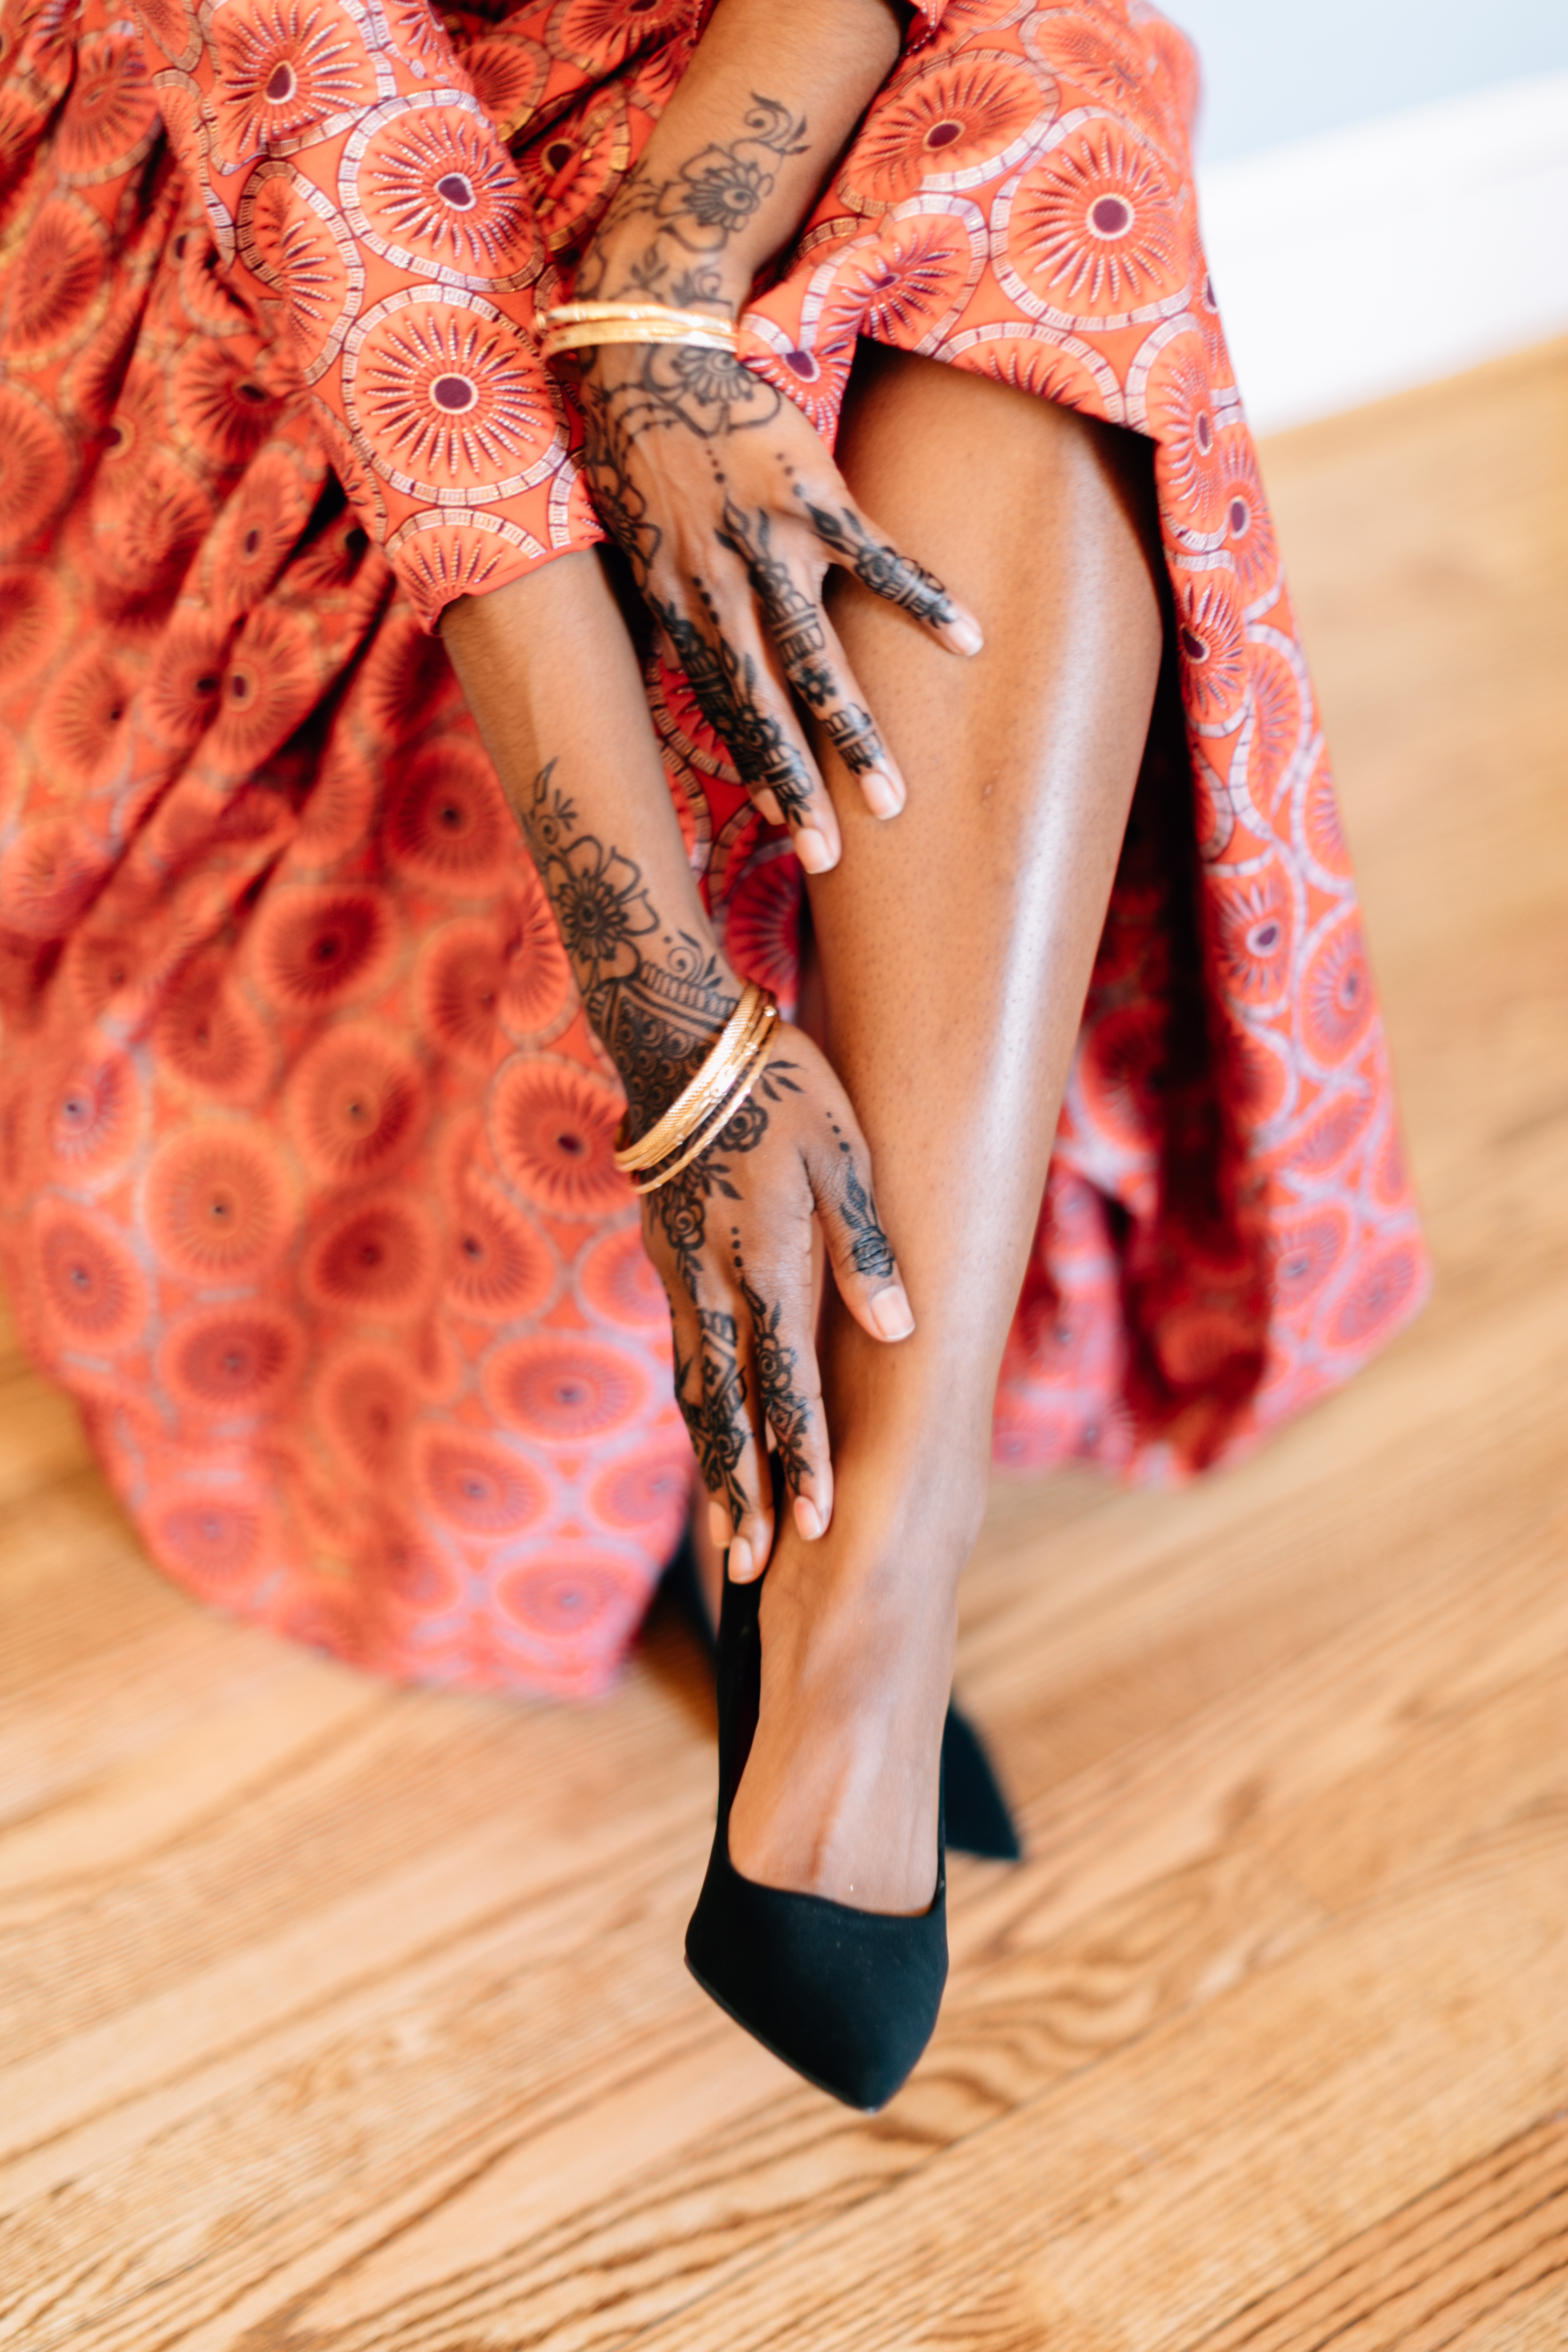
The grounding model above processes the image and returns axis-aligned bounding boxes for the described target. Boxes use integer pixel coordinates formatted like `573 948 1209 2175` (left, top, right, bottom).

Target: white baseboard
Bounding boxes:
1195 71 1568 433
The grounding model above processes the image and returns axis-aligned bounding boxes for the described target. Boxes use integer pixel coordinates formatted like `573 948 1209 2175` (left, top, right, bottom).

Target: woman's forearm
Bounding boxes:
442 552 741 1137
582 0 904 315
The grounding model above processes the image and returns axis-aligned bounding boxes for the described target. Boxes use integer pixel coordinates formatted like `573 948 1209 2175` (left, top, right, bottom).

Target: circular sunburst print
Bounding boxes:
840 51 1052 211
343 287 550 502
341 92 540 290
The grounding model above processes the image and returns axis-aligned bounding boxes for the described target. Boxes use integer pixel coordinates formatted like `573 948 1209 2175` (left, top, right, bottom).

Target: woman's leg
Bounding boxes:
728 345 1164 1910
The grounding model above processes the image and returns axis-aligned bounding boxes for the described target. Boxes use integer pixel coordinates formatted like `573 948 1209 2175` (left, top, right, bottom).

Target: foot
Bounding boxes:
725 1452 980 1915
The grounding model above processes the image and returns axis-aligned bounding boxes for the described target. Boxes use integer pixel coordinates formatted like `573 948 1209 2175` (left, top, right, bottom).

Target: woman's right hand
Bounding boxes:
642 1017 913 1576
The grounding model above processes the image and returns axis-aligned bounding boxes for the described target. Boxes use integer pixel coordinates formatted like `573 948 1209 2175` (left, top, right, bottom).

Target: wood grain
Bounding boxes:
3 336 1565 2351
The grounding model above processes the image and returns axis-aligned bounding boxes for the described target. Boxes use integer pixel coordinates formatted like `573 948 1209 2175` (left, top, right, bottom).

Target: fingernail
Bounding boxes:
947 613 984 658
728 1535 755 1580
862 770 903 820
869 1283 915 1341
756 789 783 825
794 1493 824 1540
794 826 835 874
708 1501 729 1548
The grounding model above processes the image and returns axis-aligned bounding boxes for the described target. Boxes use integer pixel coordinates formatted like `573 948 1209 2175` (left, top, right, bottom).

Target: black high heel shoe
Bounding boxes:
661 1534 1022 1863
684 1562 949 2112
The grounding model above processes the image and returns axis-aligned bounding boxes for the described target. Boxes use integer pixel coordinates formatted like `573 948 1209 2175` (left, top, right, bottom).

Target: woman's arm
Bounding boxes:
443 555 915 1574
571 0 983 873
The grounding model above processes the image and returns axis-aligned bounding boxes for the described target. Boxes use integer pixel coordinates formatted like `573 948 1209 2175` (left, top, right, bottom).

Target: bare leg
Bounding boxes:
728 346 1164 1910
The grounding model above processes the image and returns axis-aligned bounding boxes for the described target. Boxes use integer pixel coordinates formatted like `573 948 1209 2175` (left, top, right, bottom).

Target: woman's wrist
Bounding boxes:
576 0 903 318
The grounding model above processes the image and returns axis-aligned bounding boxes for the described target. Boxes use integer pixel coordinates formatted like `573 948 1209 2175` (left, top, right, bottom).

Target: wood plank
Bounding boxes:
616 1818 1568 2352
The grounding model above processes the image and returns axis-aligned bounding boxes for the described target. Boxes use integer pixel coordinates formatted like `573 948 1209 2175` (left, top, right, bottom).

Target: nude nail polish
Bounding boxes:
862 771 903 819
947 614 985 657
728 1536 755 1580
794 1493 824 1540
869 1284 915 1341
794 826 835 873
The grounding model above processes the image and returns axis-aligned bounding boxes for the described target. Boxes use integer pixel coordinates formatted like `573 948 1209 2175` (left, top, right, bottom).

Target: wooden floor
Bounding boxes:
4 339 1567 2352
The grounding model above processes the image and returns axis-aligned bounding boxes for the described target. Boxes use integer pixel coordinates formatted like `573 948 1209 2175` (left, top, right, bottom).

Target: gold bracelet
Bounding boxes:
614 983 765 1175
538 299 740 362
630 1023 776 1195
617 991 777 1180
613 983 775 1175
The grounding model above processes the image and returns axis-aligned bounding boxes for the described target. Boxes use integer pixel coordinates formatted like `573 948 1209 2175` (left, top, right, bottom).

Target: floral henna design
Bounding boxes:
646 1060 800 1296
735 1246 814 1493
518 759 737 1140
673 1318 751 1533
833 1123 897 1282
588 93 809 310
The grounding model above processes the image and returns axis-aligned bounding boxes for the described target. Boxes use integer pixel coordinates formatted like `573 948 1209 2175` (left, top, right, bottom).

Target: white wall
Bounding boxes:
1168 0 1568 163
1163 1 1568 429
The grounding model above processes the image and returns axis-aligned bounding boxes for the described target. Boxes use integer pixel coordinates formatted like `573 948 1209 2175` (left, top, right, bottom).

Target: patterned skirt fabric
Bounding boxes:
0 0 1428 1697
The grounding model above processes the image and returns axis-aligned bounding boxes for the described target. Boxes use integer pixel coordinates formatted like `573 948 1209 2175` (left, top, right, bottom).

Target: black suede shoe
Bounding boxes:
684 1563 948 2111
660 1533 1022 1862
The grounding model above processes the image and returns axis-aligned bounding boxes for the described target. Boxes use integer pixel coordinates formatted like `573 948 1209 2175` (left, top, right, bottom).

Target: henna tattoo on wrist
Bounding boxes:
518 759 737 1140
586 93 810 311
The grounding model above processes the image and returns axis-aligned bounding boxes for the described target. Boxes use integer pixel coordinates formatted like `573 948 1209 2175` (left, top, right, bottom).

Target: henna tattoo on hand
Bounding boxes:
734 1241 814 1492
799 495 961 634
645 1059 799 1298
644 582 814 814
518 760 737 1140
832 1123 897 1281
677 1306 752 1532
823 702 884 777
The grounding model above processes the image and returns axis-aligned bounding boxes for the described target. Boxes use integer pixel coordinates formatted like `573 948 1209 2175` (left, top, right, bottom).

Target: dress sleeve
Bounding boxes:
132 0 601 628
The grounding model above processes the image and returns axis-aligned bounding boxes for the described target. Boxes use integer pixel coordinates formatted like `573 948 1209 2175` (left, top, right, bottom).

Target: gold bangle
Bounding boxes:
630 1025 776 1195
613 983 776 1174
613 982 763 1174
542 320 739 359
541 300 739 336
617 991 777 1178
538 299 740 362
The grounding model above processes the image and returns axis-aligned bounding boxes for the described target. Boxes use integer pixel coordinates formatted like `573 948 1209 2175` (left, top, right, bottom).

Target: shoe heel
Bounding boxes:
684 1567 948 2112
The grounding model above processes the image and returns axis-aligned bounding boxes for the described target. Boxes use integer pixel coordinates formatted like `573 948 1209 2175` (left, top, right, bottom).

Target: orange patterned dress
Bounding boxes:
0 0 1427 1696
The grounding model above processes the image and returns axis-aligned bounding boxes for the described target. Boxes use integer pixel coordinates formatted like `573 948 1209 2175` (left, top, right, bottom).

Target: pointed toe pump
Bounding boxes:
684 1566 948 2113
661 1534 1022 1864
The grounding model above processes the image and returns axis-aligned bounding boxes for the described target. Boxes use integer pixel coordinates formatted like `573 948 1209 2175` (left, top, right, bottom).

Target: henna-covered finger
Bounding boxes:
650 576 842 871
694 1296 773 1578
802 605 908 821
798 487 984 658
731 1237 833 1540
814 1113 916 1346
713 497 902 817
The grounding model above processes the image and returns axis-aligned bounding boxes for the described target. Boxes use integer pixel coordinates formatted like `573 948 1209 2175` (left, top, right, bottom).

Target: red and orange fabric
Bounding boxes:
0 0 1428 1695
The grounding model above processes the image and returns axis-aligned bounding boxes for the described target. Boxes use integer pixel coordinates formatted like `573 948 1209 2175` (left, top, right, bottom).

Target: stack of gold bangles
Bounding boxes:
538 299 740 361
614 982 778 1195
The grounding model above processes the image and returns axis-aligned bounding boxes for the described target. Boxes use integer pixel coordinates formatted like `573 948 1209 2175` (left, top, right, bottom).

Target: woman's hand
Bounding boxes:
574 335 983 872
640 1021 913 1576
565 0 984 868
514 750 912 1571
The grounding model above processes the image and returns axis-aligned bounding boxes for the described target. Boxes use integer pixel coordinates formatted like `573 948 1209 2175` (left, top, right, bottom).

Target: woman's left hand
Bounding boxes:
573 330 983 872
